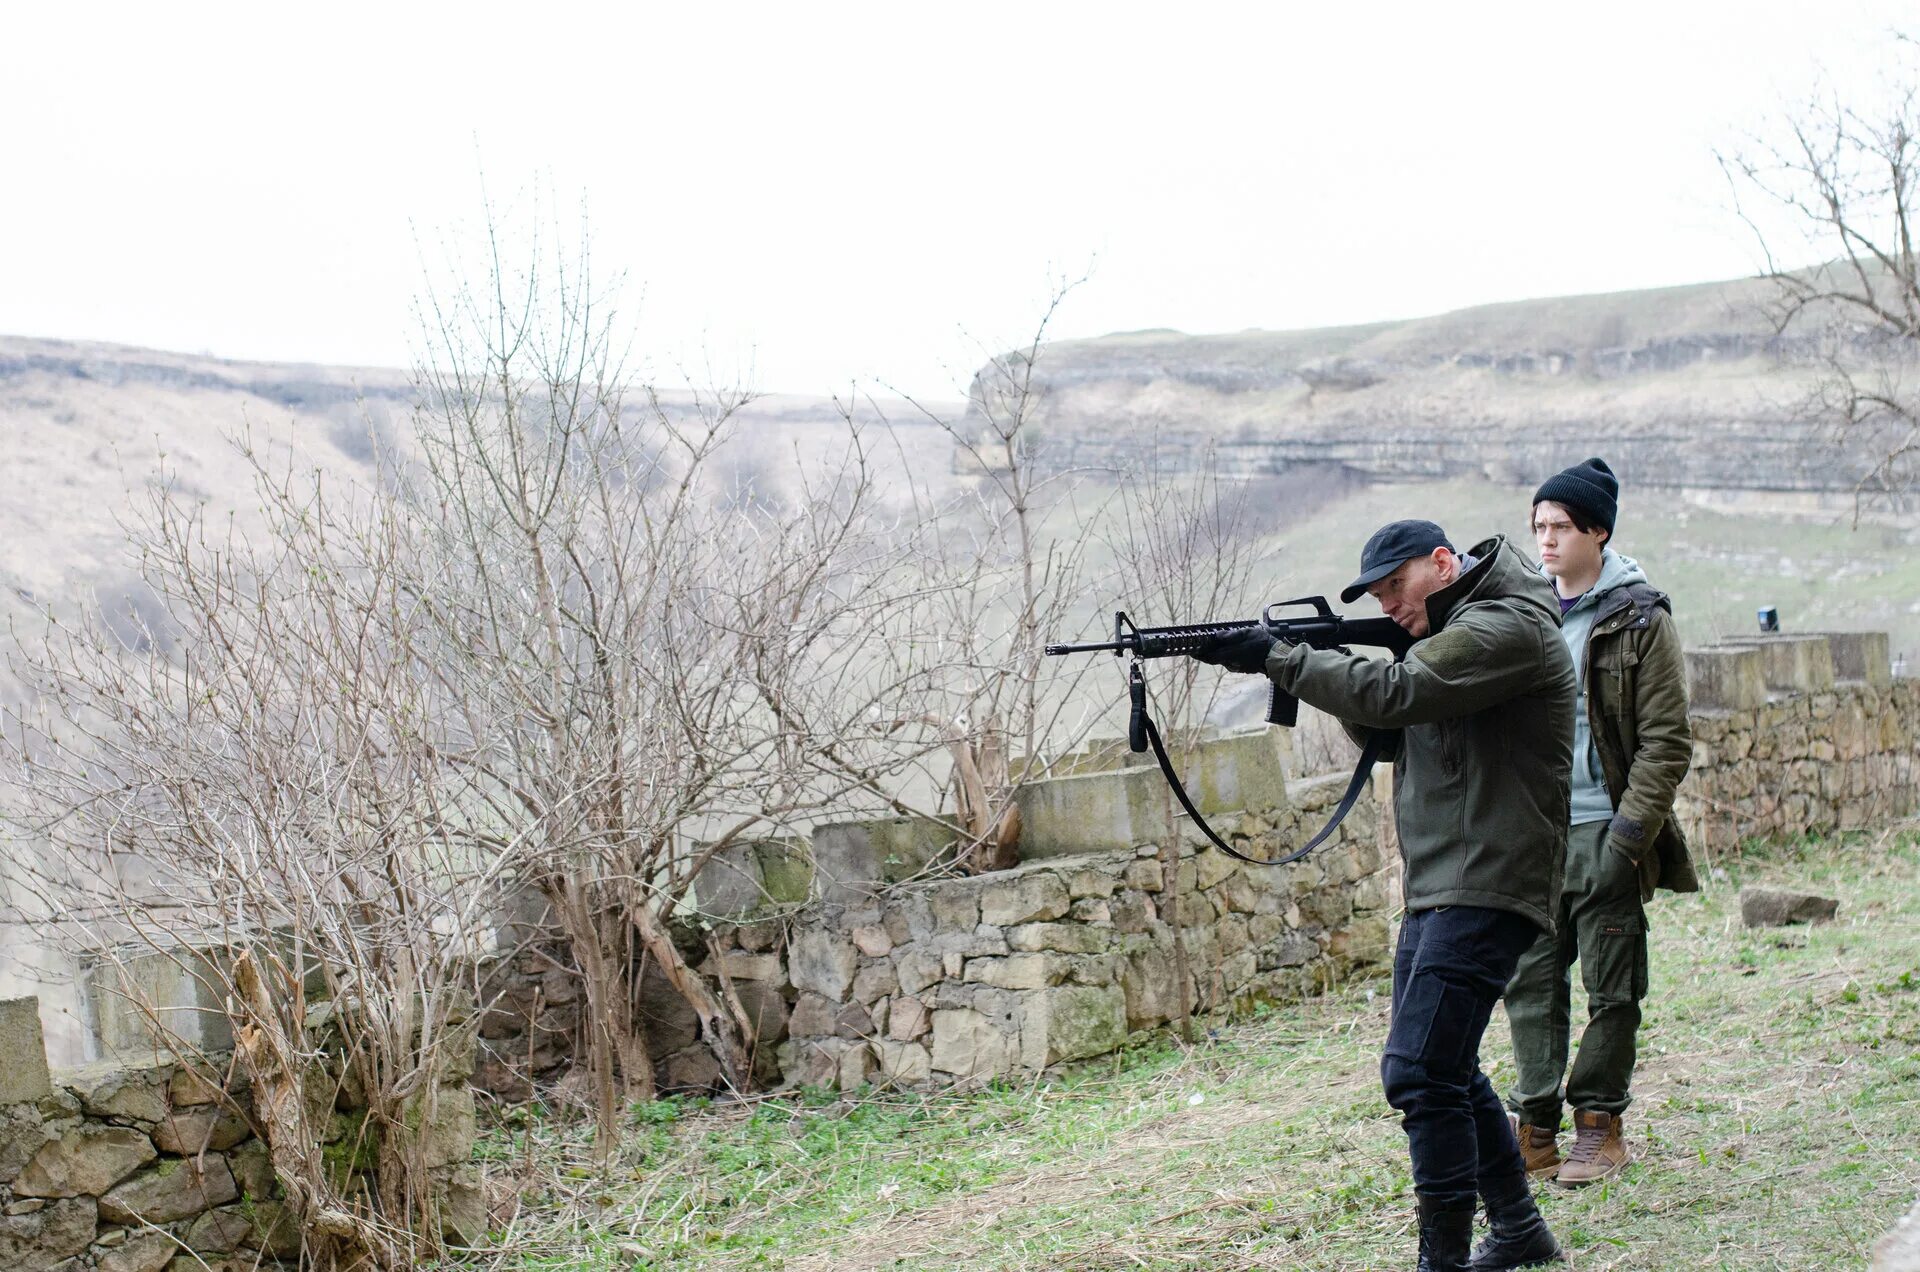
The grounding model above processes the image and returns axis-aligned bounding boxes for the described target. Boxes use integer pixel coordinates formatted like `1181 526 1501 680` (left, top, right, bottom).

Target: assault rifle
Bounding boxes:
1045 596 1414 868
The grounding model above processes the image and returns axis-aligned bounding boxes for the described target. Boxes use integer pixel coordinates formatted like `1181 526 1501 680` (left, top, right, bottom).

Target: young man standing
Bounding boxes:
1502 458 1695 1203
1193 520 1574 1271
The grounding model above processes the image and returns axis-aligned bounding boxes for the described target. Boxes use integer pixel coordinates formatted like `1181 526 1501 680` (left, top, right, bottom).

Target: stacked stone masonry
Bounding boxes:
756 773 1393 1091
0 996 481 1272
1675 632 1918 852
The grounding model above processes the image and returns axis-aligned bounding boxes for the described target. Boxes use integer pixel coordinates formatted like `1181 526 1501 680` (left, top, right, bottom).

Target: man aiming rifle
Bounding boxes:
1189 520 1577 1272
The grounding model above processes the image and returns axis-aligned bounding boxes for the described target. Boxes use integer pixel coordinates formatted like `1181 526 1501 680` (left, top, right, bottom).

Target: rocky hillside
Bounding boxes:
0 336 945 656
977 274 1884 502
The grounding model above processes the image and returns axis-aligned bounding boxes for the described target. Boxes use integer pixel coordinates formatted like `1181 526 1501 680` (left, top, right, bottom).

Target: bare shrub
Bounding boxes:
1720 37 1920 511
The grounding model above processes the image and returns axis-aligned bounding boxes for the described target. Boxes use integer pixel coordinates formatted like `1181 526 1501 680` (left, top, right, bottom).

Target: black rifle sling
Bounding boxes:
1135 684 1388 869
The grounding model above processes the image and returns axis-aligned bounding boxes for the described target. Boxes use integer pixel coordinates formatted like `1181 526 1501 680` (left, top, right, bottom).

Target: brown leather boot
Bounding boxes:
1557 1109 1628 1186
1509 1113 1561 1179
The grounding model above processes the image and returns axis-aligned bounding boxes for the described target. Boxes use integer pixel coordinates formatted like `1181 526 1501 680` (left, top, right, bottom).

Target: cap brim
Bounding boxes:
1340 556 1412 605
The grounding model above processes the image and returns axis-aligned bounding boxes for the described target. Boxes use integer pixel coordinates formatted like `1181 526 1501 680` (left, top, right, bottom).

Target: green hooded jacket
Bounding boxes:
1563 568 1698 900
1265 536 1577 933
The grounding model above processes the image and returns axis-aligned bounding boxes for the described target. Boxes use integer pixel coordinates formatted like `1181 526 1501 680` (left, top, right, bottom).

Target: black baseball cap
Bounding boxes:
1341 519 1455 603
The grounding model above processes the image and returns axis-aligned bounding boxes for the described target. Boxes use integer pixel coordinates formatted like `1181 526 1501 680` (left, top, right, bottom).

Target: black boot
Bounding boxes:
1468 1171 1563 1269
1416 1193 1475 1271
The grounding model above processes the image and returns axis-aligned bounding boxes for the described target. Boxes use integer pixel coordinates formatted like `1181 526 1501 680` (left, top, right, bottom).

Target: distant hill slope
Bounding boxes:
979 274 1882 500
0 335 951 709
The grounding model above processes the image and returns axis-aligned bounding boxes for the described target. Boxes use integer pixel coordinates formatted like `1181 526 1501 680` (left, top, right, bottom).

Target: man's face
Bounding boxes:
1531 501 1607 581
1366 549 1457 638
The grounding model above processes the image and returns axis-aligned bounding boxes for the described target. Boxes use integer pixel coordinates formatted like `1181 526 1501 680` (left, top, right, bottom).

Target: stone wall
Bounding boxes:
764 774 1390 1090
0 995 482 1272
1676 631 1919 852
468 725 1395 1098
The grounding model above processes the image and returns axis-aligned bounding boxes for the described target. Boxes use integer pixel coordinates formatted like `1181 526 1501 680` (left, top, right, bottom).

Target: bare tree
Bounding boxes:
3 208 951 1272
886 279 1120 871
396 216 945 1143
1720 36 1920 510
8 454 495 1269
1103 439 1271 1040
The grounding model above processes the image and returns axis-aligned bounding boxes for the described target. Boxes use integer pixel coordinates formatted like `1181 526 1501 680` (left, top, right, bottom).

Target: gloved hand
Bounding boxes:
1607 813 1648 862
1190 625 1282 675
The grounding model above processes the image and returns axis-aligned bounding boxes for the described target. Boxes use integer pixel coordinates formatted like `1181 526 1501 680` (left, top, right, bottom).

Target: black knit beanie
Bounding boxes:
1532 457 1618 536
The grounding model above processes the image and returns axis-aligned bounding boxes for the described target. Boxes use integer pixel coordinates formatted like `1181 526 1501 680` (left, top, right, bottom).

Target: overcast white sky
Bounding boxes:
2 2 1912 398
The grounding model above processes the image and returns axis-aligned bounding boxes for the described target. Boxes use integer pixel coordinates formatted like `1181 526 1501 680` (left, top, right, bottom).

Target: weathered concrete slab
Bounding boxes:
1749 634 1837 693
0 998 52 1105
1819 630 1892 688
83 950 233 1061
811 819 952 905
692 840 778 918
1686 645 1767 710
1019 726 1291 859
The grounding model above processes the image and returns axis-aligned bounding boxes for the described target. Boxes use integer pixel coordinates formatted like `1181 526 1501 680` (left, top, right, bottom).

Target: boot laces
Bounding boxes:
1566 1121 1608 1163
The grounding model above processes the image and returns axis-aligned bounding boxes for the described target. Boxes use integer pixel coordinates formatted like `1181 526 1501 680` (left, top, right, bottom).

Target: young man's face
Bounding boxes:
1531 500 1608 581
1366 549 1459 638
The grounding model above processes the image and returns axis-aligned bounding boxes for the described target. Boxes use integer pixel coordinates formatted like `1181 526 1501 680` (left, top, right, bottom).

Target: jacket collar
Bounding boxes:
1424 535 1504 632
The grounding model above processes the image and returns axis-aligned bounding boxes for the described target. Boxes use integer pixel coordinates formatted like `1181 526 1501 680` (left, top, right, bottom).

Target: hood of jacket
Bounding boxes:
1428 535 1562 634
1550 548 1649 621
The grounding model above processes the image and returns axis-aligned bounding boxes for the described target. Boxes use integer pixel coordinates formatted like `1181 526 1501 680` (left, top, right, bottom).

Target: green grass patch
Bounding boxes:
469 830 1920 1270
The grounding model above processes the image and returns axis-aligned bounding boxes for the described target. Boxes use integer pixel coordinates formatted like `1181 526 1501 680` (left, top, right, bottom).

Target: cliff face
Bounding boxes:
969 275 1885 496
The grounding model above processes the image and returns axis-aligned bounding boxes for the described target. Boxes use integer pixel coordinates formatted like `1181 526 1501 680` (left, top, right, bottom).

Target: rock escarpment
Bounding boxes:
970 275 1896 498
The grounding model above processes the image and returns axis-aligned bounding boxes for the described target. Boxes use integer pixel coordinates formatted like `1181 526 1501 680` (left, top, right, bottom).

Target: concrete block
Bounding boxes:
1018 726 1292 860
810 818 952 903
0 999 52 1106
1686 646 1767 710
1821 631 1893 687
82 949 234 1061
1016 763 1168 858
691 840 774 917
755 839 816 905
1740 886 1839 927
1749 634 1837 693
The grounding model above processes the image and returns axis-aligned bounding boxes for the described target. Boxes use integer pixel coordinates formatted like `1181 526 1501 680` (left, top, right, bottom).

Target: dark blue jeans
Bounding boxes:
1382 904 1543 1208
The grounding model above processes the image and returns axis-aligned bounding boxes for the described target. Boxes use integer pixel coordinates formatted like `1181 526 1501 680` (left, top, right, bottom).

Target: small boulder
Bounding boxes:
97 1230 177 1272
152 1106 252 1156
65 1064 168 1124
0 1195 96 1267
1740 886 1840 928
100 1155 238 1225
15 1125 156 1198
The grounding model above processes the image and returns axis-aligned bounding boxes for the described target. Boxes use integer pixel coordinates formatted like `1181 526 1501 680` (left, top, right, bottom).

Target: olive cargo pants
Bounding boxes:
1503 820 1650 1128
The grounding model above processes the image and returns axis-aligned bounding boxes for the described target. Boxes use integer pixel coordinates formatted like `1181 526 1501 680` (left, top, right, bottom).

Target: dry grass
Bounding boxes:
465 826 1920 1271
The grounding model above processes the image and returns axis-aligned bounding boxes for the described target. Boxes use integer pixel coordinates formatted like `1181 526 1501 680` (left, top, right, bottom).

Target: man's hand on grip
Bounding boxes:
1190 626 1284 675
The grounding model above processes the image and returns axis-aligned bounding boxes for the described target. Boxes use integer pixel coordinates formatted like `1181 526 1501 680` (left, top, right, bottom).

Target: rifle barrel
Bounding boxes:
1044 639 1130 656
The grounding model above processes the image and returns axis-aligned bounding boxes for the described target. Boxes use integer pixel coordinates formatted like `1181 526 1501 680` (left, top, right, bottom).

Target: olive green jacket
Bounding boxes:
1577 581 1698 900
1265 536 1577 933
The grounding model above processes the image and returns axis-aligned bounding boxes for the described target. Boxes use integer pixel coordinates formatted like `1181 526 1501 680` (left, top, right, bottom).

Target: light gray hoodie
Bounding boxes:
1551 547 1649 826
